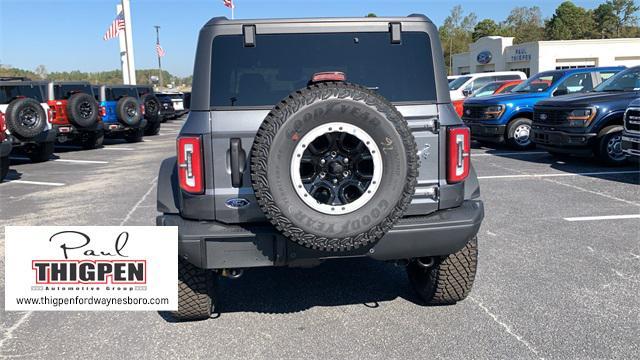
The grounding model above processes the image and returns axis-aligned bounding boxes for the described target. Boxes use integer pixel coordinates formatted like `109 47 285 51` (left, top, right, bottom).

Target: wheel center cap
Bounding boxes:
328 161 344 175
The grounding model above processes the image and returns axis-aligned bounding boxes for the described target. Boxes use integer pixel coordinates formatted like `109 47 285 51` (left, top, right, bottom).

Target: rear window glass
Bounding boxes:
54 84 93 100
106 87 138 101
448 76 471 90
211 32 437 107
0 84 44 104
137 87 153 96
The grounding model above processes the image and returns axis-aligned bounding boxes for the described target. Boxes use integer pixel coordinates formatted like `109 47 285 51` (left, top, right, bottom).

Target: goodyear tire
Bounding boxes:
251 82 418 252
172 258 216 321
0 156 9 182
141 93 161 123
67 93 99 128
116 96 142 127
408 236 478 305
5 98 47 140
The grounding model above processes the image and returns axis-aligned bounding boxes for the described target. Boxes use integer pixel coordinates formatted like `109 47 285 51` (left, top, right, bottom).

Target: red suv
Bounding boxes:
47 81 103 149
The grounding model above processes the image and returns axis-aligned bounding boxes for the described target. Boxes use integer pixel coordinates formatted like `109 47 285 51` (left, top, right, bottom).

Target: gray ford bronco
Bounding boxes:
156 15 484 320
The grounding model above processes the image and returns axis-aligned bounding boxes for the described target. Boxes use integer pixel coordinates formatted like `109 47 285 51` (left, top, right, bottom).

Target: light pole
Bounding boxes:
154 25 163 88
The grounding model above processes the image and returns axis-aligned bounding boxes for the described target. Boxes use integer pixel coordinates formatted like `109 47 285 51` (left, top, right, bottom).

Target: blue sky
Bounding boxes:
0 0 603 77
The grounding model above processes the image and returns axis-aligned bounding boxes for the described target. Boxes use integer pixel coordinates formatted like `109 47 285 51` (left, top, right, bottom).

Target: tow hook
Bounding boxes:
415 257 435 269
220 268 244 279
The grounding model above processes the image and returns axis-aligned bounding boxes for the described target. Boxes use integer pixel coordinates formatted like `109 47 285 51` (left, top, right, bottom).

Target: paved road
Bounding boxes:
1 118 639 359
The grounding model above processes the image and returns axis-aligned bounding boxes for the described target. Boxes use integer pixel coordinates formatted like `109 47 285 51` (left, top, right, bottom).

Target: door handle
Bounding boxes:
230 138 245 188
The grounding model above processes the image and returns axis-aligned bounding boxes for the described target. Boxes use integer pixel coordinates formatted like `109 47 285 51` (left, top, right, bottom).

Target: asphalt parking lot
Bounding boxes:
1 117 639 359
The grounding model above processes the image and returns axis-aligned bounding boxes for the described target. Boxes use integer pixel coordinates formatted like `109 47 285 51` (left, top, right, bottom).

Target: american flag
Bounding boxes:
223 0 234 9
156 44 166 57
103 11 125 41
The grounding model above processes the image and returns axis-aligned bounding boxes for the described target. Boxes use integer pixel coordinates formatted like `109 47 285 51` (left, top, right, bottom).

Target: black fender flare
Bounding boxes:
157 156 181 214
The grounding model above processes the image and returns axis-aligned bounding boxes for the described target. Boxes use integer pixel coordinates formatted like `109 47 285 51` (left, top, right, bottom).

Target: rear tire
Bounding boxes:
0 156 9 182
172 258 216 321
123 128 144 143
506 118 535 150
407 236 478 305
25 141 54 163
596 125 628 166
79 130 104 149
144 121 161 136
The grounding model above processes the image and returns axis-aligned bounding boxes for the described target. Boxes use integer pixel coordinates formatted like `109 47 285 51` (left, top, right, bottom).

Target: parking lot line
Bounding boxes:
5 180 66 186
102 147 136 151
478 170 640 179
472 151 548 157
564 214 640 222
10 157 108 164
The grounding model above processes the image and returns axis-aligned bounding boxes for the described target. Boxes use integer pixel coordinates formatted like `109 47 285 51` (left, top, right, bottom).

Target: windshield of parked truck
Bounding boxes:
594 67 640 92
512 71 565 93
448 76 471 90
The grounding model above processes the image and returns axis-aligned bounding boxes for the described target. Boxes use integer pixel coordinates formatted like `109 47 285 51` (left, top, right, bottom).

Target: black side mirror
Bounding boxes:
462 89 472 97
553 88 568 96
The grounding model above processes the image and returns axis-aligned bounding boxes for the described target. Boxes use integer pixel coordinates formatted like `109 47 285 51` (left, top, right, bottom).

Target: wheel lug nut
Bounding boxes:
332 179 338 184
330 151 337 157
343 171 349 177
320 159 326 165
343 158 349 164
319 172 326 178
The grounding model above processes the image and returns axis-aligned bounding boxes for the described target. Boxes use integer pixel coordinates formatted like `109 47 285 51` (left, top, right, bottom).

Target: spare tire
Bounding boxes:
116 96 141 127
141 93 161 123
67 92 99 128
251 82 418 252
5 97 47 140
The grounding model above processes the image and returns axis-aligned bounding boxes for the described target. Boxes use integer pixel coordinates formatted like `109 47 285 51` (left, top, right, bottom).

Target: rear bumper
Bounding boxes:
102 119 147 133
532 127 597 155
157 200 484 269
54 123 101 142
10 128 56 146
0 140 12 157
622 132 640 157
465 122 506 143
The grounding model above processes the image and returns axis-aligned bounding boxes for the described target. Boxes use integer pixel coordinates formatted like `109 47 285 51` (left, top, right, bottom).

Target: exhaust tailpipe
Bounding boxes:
415 257 435 269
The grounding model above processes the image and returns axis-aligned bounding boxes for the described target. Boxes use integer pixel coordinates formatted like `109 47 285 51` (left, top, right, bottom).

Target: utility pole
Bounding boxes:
154 25 163 88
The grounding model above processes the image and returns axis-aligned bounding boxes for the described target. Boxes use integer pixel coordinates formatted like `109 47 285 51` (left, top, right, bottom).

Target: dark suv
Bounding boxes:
622 98 640 157
135 85 162 136
156 15 484 320
532 66 640 165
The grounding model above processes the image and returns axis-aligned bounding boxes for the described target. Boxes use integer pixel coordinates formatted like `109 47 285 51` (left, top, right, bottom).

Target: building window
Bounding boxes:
510 67 530 77
555 65 595 70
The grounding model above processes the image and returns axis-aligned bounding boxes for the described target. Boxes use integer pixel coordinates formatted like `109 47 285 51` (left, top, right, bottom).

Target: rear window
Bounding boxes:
0 84 44 104
137 87 153 96
54 84 93 100
105 87 138 101
211 32 437 107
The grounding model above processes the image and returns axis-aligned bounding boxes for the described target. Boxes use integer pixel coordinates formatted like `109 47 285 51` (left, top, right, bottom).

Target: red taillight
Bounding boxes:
177 136 204 194
453 100 465 117
0 112 6 141
447 127 470 183
311 71 346 83
99 106 106 117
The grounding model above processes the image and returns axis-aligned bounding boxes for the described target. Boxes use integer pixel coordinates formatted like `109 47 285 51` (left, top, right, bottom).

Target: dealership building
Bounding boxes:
452 36 640 76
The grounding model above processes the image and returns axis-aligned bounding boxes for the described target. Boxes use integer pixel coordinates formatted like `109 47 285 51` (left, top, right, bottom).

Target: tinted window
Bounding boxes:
595 67 640 92
0 84 44 104
211 32 437 106
137 87 153 96
449 76 471 90
496 75 521 81
54 84 93 100
556 73 593 94
512 71 565 93
106 87 138 101
471 82 503 97
499 84 519 93
467 76 494 93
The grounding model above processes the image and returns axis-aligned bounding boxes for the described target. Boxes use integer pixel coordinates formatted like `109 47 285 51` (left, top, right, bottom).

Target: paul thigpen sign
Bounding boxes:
5 226 178 311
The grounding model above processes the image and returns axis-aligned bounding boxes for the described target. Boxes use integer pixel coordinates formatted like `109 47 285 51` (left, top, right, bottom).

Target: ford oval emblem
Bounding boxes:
477 51 493 64
225 198 250 209
539 113 547 120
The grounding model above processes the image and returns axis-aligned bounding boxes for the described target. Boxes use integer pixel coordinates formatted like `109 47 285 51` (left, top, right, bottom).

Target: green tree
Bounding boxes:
503 6 545 43
366 13 377 17
545 1 596 40
439 5 477 74
594 0 639 37
472 19 502 41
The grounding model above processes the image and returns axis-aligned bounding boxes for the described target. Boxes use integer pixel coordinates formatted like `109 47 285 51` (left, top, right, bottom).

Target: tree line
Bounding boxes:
440 0 639 73
0 64 192 87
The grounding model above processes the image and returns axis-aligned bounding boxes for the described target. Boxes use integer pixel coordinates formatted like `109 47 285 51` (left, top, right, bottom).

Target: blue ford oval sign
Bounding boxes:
225 198 250 209
477 51 492 64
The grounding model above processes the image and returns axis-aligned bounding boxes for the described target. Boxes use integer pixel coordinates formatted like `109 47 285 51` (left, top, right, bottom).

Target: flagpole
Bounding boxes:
121 0 136 85
154 25 163 89
231 4 234 20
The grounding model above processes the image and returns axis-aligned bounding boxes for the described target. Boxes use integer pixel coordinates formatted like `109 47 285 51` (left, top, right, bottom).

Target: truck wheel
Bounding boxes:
144 121 161 136
25 141 54 163
251 82 418 251
0 156 9 182
506 118 535 150
407 236 478 305
596 125 628 166
67 93 99 128
172 258 217 321
116 96 142 127
141 93 161 123
124 128 144 143
79 130 104 149
5 98 47 140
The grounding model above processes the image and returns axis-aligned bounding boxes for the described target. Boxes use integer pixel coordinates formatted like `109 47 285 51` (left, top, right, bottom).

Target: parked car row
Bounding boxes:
459 66 640 164
0 80 189 182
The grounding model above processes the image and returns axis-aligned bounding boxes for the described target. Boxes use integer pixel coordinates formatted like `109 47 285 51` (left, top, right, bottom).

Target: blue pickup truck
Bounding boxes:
94 85 145 143
533 66 640 164
462 67 624 149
